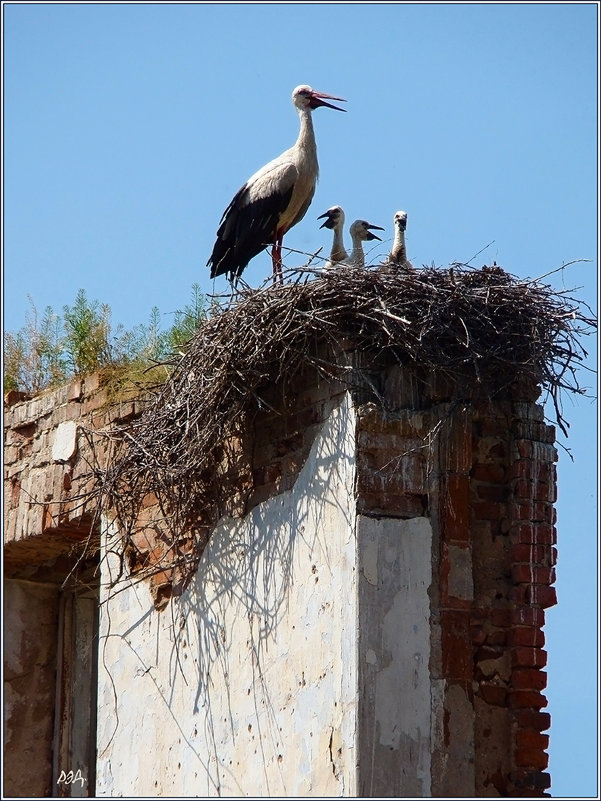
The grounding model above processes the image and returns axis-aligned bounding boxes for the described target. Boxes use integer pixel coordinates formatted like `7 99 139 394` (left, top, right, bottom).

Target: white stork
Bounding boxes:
346 219 385 268
317 205 348 268
388 210 414 269
207 84 346 284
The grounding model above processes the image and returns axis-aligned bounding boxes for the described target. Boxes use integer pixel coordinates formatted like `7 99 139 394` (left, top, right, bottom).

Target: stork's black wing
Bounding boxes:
207 163 296 280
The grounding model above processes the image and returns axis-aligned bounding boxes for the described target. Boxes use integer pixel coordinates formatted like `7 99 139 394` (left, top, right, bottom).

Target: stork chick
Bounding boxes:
388 210 414 270
207 85 346 285
317 205 348 268
346 219 385 268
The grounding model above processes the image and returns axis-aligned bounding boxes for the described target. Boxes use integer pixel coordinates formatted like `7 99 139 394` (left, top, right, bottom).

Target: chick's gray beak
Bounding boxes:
366 223 384 240
318 211 335 229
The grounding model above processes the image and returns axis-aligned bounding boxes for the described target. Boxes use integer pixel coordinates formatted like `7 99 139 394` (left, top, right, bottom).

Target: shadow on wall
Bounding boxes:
163 394 356 793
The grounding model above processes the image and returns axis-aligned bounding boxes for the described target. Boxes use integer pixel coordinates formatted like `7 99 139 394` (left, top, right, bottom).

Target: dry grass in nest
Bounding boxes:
91 262 596 592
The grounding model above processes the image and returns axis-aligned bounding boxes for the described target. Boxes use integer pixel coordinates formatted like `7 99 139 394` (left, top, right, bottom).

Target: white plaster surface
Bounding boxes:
96 396 358 797
358 515 433 797
52 420 77 462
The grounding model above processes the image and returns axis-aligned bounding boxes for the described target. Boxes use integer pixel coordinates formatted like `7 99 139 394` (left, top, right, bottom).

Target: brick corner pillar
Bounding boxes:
353 369 558 797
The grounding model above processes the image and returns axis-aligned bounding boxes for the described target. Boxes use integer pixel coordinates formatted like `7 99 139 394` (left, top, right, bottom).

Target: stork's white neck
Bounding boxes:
330 222 347 262
349 236 366 269
390 226 407 263
296 107 318 171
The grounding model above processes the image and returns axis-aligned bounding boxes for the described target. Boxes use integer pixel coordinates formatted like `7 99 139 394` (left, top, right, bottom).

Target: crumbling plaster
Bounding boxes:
96 395 359 797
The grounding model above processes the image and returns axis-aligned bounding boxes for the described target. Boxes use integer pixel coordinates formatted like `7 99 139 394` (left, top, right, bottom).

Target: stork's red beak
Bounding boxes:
309 90 347 112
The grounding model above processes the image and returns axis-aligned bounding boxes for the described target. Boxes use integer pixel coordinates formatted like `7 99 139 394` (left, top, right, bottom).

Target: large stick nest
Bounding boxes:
93 262 596 592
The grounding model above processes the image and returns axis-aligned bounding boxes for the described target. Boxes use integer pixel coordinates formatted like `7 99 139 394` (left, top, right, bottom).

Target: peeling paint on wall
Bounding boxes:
96 396 358 797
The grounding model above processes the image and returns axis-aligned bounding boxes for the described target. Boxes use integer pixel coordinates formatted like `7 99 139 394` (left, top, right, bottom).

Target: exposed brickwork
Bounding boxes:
3 375 146 579
466 393 557 797
5 359 559 796
353 366 556 796
507 408 557 796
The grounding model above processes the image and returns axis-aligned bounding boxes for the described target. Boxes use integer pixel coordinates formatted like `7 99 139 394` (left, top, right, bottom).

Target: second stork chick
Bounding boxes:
347 219 385 268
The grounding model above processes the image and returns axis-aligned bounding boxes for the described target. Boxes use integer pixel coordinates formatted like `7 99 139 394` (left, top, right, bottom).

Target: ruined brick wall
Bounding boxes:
4 362 558 797
3 375 141 797
4 374 143 575
353 365 557 796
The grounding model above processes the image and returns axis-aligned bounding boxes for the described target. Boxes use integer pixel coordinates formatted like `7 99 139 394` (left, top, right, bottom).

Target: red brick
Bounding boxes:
515 710 551 731
510 768 552 790
512 479 535 500
515 746 549 770
509 628 545 648
441 610 472 680
441 474 470 541
530 771 552 790
535 503 554 523
486 630 507 646
477 484 509 502
510 543 555 564
516 440 534 458
508 690 548 710
511 585 557 606
511 607 545 627
512 669 547 691
510 586 529 605
512 648 547 669
471 463 506 482
512 501 554 525
517 730 549 751
526 585 557 608
511 565 556 585
513 479 554 502
472 501 506 521
511 522 557 544
476 645 504 662
478 683 508 706
510 460 536 481
510 523 533 543
513 502 535 520
492 608 513 627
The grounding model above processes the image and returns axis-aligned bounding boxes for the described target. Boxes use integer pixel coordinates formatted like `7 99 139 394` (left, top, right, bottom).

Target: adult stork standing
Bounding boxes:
346 219 385 268
388 210 414 270
207 85 346 284
317 205 348 268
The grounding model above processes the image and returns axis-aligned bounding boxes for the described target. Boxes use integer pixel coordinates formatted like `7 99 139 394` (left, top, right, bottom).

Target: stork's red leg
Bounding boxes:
272 230 284 285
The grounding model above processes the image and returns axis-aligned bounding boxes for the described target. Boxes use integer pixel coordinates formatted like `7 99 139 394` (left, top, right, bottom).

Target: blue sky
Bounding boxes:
3 2 598 796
